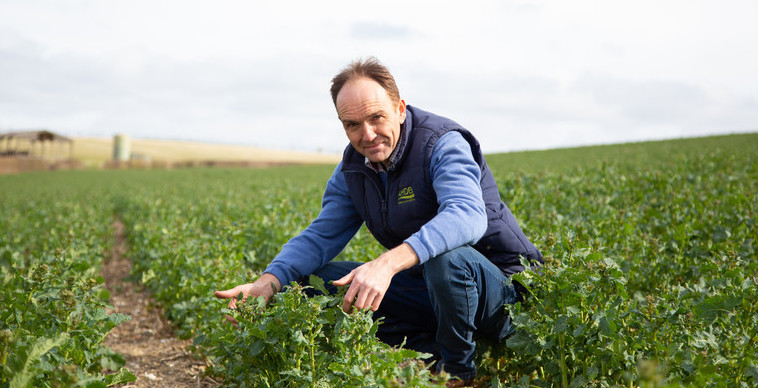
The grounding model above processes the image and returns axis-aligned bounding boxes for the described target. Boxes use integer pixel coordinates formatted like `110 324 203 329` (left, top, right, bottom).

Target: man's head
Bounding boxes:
331 57 406 164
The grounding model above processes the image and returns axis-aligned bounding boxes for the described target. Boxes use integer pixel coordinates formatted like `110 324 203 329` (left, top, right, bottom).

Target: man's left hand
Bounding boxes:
333 243 418 313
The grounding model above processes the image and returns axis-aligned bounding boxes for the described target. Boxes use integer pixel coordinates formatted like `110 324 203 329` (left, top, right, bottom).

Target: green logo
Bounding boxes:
398 186 415 204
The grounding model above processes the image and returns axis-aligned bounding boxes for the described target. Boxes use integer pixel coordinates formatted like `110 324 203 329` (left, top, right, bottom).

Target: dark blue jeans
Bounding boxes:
310 246 520 380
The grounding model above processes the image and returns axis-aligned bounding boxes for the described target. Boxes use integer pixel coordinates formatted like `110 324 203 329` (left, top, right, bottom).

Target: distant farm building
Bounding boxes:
0 130 76 173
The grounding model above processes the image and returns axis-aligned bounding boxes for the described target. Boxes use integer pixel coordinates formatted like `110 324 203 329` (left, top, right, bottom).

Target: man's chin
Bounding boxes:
362 150 389 163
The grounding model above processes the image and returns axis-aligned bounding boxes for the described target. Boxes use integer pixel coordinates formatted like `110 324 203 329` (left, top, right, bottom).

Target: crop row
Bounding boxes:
1 173 134 387
495 137 757 386
2 134 757 387
114 168 441 386
116 136 758 386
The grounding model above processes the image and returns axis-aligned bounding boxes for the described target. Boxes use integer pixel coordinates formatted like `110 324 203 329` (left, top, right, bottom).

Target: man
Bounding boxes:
215 57 542 385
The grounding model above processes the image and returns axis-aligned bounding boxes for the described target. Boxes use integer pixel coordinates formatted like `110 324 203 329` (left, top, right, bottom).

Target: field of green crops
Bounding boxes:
2 133 757 387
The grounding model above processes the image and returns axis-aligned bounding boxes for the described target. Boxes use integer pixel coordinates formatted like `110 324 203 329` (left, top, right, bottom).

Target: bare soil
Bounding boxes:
102 220 221 387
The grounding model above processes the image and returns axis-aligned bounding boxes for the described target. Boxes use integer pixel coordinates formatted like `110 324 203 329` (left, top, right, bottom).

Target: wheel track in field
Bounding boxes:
102 219 221 387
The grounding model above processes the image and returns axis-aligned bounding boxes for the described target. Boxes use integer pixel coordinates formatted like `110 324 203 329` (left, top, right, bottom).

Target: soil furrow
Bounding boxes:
102 219 220 387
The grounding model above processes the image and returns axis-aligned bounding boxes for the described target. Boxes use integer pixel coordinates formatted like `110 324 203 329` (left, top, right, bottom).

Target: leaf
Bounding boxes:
9 333 69 388
107 312 131 327
104 367 137 386
587 365 599 380
506 331 533 351
511 312 536 330
602 257 621 271
572 324 585 337
693 295 739 322
746 363 758 381
247 340 265 357
566 305 581 315
97 288 111 300
309 274 329 295
554 315 568 334
569 375 586 388
598 315 616 337
292 329 307 344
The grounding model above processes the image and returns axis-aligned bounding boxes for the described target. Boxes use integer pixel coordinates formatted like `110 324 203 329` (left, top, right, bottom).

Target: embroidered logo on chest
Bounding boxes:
397 186 415 204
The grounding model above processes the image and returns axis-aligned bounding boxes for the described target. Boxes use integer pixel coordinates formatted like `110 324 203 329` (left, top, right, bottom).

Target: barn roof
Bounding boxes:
0 130 73 143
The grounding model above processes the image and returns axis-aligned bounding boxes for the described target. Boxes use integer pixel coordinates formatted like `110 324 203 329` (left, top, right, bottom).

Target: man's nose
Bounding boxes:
361 123 377 142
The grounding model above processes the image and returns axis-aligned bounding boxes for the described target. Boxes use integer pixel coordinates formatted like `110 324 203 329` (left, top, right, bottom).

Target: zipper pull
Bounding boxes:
379 171 388 226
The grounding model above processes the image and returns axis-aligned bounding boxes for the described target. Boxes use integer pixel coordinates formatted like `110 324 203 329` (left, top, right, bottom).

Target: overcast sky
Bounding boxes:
1 0 756 154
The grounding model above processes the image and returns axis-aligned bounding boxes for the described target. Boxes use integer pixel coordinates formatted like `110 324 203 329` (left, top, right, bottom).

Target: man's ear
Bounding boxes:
397 99 407 124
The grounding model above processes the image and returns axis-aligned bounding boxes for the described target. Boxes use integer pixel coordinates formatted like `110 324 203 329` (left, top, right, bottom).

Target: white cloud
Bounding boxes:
1 0 756 153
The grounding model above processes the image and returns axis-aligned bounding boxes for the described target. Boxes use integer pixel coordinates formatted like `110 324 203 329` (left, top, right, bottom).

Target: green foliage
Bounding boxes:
501 251 637 387
197 276 444 387
0 176 135 387
483 134 758 386
2 133 756 387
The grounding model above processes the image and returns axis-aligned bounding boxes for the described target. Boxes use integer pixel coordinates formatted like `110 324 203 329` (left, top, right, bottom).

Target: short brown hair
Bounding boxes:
330 57 400 105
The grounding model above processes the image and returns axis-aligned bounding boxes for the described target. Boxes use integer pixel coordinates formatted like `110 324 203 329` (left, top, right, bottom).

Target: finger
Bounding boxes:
332 272 354 287
342 284 358 313
214 287 241 299
362 290 383 311
224 314 239 328
370 292 385 312
227 298 237 310
353 287 372 311
341 298 353 313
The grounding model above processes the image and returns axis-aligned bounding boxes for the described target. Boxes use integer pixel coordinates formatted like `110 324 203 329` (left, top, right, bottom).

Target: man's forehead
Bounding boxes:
337 104 386 122
336 83 394 120
336 77 391 105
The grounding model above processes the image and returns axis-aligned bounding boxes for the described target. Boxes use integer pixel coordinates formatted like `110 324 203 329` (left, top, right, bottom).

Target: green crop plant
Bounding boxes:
197 276 446 387
1 133 756 386
1 176 136 387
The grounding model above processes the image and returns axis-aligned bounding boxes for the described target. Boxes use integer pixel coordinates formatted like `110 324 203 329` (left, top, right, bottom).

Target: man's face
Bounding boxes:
335 77 406 164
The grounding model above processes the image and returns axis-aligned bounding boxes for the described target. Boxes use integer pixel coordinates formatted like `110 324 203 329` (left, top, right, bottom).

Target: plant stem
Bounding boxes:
559 332 568 388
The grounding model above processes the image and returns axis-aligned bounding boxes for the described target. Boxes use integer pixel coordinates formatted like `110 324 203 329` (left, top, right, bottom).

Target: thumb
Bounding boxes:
332 271 354 287
214 286 244 299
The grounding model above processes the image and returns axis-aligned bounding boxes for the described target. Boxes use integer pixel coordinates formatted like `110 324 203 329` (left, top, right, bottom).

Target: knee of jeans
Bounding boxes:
423 246 472 287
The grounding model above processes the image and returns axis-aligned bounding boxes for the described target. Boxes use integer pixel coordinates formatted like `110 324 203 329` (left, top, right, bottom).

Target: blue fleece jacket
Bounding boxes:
263 131 487 286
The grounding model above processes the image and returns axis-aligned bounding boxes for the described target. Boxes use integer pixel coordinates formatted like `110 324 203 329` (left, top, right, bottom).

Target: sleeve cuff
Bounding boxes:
405 237 431 264
263 266 291 288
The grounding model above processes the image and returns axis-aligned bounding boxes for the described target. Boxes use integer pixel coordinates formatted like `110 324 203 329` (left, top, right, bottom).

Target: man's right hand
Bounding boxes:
214 273 281 324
